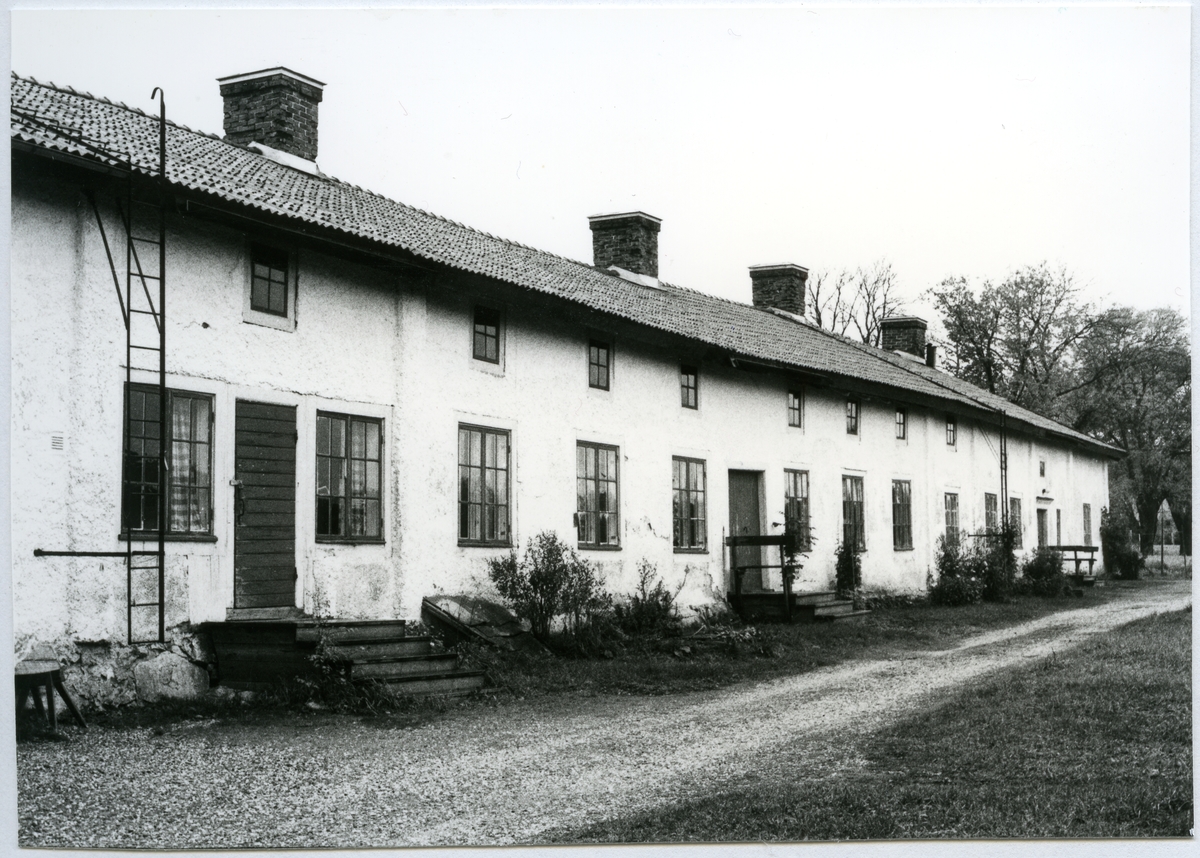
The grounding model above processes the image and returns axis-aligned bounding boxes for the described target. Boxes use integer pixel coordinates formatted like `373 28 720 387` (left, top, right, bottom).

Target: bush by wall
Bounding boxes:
834 542 862 597
980 524 1018 602
614 560 683 636
486 531 611 642
1020 547 1067 596
929 536 984 606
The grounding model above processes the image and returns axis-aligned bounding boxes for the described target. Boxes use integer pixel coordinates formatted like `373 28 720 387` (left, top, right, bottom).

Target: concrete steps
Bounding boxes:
207 617 489 697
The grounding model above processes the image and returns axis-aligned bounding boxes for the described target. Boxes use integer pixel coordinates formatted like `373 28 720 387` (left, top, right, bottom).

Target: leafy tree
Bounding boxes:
1067 307 1190 555
807 259 903 346
930 264 1102 418
931 266 1190 558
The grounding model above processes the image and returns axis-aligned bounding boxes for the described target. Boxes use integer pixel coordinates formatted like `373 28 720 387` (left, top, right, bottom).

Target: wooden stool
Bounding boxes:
15 659 86 731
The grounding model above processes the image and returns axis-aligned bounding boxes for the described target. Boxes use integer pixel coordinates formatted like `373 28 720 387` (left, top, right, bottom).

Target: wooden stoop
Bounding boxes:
206 615 488 697
734 590 872 623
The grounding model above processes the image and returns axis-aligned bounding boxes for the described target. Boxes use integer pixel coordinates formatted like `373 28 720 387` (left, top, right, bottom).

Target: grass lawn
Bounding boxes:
551 606 1193 841
470 582 1144 700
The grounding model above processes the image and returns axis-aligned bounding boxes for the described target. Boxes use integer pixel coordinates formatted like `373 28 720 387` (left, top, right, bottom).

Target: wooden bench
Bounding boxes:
15 658 86 732
1054 544 1099 586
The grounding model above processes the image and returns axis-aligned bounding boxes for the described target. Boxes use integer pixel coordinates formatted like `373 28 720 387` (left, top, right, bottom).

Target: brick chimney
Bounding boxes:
749 264 808 316
880 316 928 358
588 212 662 278
218 67 325 162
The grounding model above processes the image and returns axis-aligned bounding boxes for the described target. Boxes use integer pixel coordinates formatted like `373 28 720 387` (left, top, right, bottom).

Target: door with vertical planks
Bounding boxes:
728 470 765 591
234 401 297 608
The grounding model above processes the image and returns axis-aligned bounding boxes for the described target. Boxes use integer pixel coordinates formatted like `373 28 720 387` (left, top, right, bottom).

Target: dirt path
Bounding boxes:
18 583 1190 849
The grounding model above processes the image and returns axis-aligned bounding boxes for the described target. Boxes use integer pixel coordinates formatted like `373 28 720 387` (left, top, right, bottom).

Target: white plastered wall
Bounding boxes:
11 167 1114 654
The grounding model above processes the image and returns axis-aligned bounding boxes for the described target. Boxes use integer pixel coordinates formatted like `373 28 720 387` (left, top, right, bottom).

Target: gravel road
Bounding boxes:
17 582 1190 849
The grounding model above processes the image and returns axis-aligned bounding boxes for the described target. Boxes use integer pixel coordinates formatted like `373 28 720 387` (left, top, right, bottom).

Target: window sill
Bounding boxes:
578 544 622 552
458 541 513 549
673 548 709 555
119 533 218 543
893 546 915 552
315 538 386 546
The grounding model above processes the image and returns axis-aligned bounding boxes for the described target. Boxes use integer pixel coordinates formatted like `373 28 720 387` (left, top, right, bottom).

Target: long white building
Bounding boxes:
10 69 1119 702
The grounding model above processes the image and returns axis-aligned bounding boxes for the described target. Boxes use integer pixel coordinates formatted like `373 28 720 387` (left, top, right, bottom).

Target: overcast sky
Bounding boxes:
11 6 1191 322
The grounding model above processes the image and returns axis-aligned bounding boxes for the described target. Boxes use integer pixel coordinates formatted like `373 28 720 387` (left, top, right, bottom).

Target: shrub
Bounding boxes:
858 590 928 610
615 560 683 635
1021 547 1067 596
486 531 610 642
1100 506 1144 580
834 542 862 597
929 536 984 606
980 523 1018 602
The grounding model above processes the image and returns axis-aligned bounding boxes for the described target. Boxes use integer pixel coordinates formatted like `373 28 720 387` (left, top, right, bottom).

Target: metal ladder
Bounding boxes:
122 91 168 643
31 88 169 644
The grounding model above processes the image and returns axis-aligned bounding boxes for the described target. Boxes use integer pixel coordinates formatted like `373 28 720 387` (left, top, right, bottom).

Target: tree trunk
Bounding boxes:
1167 494 1192 557
1136 495 1162 556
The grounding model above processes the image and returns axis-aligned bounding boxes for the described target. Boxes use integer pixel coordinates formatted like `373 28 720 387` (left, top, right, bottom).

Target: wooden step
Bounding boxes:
370 669 489 696
324 638 437 660
226 606 305 622
817 609 872 623
791 591 839 606
295 620 410 643
349 653 460 680
812 601 856 617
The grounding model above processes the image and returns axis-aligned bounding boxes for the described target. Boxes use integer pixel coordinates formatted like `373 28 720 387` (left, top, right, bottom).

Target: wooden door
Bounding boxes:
1037 509 1048 550
234 401 297 608
728 470 764 591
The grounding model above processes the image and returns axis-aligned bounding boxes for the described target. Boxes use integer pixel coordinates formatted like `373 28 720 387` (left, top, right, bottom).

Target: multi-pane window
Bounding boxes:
672 457 706 550
985 493 999 532
1009 497 1023 548
944 493 960 547
458 425 511 544
316 413 383 540
1039 460 1046 478
588 341 611 390
842 475 865 551
472 306 502 363
1083 503 1093 546
892 480 913 550
788 390 803 428
784 469 811 550
895 408 907 440
846 398 860 435
946 415 957 446
250 244 289 317
576 443 619 548
680 365 699 409
123 385 213 535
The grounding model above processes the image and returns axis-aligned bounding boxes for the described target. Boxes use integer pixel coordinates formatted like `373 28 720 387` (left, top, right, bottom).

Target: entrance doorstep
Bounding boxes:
225 606 306 622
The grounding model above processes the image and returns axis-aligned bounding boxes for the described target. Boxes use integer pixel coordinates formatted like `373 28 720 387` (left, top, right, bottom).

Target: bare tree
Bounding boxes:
806 259 903 347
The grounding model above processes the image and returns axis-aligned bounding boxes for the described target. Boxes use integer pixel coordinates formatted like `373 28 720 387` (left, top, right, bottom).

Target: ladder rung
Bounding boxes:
130 345 162 352
129 602 162 609
129 308 159 315
131 274 161 281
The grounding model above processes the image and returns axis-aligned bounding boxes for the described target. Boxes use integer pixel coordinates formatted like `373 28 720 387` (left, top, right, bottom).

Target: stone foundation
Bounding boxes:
19 628 217 711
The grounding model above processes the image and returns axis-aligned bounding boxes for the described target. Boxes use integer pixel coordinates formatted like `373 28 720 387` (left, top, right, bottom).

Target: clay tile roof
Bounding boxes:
10 73 1120 457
